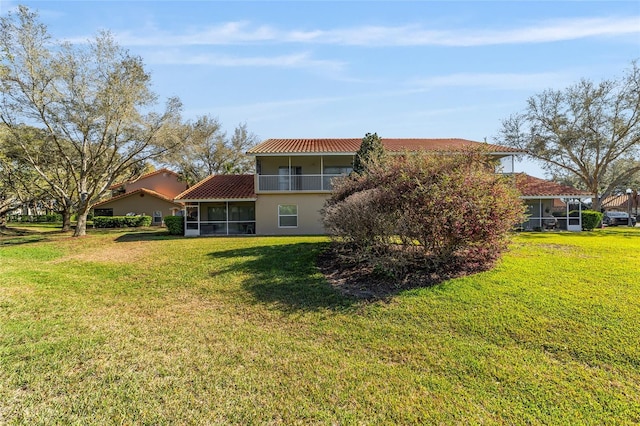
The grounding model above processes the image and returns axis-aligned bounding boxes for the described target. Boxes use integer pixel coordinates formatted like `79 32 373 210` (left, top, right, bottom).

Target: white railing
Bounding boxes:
257 174 345 191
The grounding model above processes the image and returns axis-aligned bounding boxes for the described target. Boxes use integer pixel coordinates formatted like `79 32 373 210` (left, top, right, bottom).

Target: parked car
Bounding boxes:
603 211 637 226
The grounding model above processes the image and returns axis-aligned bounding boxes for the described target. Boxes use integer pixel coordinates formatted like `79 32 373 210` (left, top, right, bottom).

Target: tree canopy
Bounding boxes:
498 61 640 210
159 116 257 185
0 6 183 235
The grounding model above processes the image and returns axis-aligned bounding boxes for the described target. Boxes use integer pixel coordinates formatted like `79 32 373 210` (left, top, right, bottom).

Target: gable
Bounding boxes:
109 168 187 198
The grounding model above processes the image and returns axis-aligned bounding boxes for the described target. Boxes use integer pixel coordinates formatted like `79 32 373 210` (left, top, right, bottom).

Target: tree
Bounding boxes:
0 126 41 229
160 116 257 185
322 149 525 283
352 132 386 175
1 124 80 230
0 6 182 236
498 61 640 210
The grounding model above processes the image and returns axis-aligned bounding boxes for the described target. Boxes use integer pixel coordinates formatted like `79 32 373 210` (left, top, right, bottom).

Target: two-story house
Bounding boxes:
175 138 569 236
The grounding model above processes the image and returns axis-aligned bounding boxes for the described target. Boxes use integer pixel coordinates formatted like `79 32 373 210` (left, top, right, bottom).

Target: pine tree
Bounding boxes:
353 132 386 175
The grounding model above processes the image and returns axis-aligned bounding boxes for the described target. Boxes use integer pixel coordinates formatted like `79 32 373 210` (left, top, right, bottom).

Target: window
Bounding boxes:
207 204 227 221
153 211 162 224
278 204 298 227
94 208 113 217
186 206 199 221
324 166 352 175
229 203 255 221
278 166 302 190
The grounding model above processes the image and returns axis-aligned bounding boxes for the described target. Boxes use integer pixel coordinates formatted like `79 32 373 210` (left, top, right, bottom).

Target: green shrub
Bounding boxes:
164 215 184 235
36 214 62 222
72 212 93 221
578 210 603 231
93 215 152 228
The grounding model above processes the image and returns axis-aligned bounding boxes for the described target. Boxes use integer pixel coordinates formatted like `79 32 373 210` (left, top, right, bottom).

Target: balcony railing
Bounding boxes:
257 174 345 192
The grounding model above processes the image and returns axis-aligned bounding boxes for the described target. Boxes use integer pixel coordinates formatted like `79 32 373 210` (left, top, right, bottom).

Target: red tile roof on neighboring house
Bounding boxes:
601 193 638 209
515 174 593 198
175 174 256 201
93 188 183 207
246 138 522 155
108 168 180 190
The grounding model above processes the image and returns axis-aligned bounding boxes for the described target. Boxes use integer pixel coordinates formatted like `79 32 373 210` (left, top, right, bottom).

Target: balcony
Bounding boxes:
256 174 345 192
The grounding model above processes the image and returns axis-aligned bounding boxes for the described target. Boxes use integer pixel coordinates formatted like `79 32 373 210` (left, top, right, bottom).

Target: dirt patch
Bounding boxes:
316 247 470 300
52 241 150 264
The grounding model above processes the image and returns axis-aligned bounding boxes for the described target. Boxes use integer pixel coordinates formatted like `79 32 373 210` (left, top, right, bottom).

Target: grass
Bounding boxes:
1 226 639 424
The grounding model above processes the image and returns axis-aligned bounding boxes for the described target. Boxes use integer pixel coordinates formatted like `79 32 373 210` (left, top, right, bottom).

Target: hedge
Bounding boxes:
93 215 152 228
164 215 184 235
11 214 62 223
578 210 603 231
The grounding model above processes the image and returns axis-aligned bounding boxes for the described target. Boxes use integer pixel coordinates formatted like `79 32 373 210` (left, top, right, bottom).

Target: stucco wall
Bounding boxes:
95 193 181 220
255 193 328 235
124 171 187 198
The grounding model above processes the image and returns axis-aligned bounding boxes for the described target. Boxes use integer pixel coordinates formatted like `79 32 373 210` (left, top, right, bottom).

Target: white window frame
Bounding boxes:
278 204 298 228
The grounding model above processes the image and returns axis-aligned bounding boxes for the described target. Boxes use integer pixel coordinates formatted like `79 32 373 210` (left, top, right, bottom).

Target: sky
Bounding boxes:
1 0 639 177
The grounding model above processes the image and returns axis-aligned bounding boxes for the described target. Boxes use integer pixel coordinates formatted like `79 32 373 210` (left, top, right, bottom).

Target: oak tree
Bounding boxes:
0 6 182 236
498 61 640 210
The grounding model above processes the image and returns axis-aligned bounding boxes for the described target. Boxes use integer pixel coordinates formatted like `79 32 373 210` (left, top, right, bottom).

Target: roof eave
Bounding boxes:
175 197 258 203
520 194 593 199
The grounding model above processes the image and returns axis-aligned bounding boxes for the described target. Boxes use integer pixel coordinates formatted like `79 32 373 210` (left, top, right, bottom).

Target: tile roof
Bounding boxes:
109 168 179 190
515 174 593 198
93 188 183 207
175 174 256 201
601 193 637 208
246 138 522 155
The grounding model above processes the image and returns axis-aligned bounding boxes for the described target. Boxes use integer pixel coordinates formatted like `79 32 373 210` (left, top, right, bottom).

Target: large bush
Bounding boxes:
322 149 526 280
93 215 152 228
577 210 603 231
164 215 184 235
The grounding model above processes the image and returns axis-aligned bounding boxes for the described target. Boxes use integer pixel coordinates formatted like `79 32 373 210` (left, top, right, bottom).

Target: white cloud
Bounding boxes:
411 71 574 91
101 16 639 48
146 49 345 71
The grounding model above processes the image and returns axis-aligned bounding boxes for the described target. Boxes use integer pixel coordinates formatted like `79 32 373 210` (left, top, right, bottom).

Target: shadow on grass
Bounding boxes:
515 227 640 240
114 230 183 242
0 226 68 246
208 241 356 312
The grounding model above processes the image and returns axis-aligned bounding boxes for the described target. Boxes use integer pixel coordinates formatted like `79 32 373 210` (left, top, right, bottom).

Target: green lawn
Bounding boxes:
1 227 639 424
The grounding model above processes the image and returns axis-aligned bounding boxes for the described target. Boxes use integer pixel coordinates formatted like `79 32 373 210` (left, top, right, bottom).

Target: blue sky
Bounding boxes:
1 1 639 176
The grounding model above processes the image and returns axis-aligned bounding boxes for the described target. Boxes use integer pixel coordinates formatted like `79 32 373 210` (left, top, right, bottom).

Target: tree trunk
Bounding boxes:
61 208 72 232
74 212 88 236
592 197 602 212
73 201 91 237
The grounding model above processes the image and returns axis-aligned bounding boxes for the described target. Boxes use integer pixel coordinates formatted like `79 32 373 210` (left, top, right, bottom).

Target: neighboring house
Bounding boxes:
175 138 525 236
516 174 593 231
601 193 639 217
93 168 187 225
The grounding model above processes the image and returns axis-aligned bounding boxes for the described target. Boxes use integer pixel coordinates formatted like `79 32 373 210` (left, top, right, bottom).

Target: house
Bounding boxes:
601 192 639 217
174 138 523 236
93 168 187 225
515 174 593 231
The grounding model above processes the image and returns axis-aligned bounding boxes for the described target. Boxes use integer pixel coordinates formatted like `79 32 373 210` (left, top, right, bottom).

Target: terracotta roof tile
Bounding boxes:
246 138 522 154
94 188 183 207
601 193 636 208
175 175 256 201
515 174 593 198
